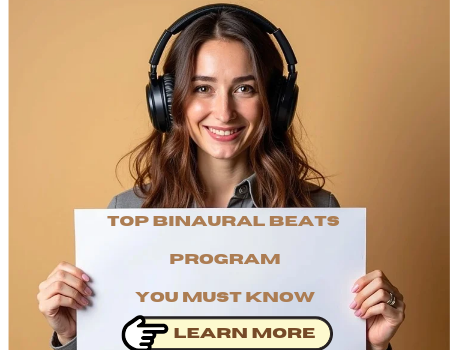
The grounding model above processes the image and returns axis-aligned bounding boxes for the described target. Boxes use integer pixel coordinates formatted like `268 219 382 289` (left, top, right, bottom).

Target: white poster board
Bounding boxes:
75 208 365 349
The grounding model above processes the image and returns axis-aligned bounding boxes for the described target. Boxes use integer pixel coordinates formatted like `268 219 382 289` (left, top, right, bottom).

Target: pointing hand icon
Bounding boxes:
122 316 168 350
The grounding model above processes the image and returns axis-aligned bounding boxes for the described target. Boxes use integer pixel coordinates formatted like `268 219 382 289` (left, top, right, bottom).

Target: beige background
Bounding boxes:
9 0 449 349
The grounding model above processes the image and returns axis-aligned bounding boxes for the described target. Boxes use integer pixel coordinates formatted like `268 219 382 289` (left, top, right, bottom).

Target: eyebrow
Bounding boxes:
191 75 255 84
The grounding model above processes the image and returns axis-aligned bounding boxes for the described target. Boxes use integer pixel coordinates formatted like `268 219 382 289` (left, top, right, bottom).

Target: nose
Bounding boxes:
214 90 237 123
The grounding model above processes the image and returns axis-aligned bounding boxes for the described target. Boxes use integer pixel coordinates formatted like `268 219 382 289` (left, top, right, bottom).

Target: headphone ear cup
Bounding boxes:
146 73 175 133
162 74 174 131
269 75 286 131
273 72 298 133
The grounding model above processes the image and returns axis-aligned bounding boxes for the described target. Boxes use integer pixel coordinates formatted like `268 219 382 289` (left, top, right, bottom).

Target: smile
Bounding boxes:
203 126 245 141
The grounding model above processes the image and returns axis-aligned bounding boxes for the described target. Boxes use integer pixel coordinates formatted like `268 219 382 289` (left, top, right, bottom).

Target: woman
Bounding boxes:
37 6 405 350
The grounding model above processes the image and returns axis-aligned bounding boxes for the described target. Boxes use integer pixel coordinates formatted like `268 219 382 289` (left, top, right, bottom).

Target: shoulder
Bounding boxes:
107 187 146 208
303 181 340 208
107 182 340 208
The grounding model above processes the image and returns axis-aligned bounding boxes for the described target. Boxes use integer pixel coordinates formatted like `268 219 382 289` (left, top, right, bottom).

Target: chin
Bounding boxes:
205 147 243 160
210 152 239 160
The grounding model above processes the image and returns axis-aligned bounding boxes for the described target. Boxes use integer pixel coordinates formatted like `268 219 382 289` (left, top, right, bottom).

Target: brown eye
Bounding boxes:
236 85 255 93
194 85 211 93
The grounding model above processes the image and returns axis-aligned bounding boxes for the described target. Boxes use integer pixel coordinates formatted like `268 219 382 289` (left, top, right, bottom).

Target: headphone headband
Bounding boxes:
168 4 276 34
145 3 299 134
149 3 297 76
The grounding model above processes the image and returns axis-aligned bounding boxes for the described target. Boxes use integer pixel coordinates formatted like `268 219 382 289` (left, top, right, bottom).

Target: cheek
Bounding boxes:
245 100 263 127
185 99 210 126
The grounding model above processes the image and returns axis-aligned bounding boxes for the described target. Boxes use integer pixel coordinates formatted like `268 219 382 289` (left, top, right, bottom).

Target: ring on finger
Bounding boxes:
386 291 396 307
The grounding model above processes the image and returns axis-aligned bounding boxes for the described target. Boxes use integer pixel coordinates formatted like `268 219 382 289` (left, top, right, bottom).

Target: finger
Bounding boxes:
360 302 405 325
39 269 92 297
351 277 393 309
353 288 390 316
352 270 392 292
356 289 405 317
38 281 89 307
352 270 404 301
46 261 90 283
38 294 84 317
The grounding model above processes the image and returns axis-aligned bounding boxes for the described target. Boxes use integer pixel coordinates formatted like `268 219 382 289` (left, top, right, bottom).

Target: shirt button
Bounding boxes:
238 185 248 194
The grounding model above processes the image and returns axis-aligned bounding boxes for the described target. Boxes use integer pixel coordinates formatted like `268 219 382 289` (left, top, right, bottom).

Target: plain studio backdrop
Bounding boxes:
9 0 449 349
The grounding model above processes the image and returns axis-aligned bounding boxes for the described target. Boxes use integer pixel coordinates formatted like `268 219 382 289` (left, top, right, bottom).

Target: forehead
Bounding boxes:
194 39 254 75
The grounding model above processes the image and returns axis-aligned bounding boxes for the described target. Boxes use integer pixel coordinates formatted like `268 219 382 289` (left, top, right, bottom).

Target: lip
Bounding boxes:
203 126 245 142
204 125 244 131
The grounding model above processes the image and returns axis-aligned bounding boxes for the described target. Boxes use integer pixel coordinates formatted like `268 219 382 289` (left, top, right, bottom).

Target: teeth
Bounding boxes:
208 127 239 135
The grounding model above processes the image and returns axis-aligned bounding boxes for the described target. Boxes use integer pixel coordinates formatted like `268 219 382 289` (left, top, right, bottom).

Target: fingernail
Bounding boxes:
351 284 359 293
354 309 361 317
82 274 90 282
349 300 357 309
84 287 92 296
81 297 89 305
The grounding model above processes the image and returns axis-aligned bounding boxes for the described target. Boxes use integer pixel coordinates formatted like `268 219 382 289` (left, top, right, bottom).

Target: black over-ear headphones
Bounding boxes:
146 3 298 133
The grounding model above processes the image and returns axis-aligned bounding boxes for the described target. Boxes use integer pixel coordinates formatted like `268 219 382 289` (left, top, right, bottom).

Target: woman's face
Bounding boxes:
184 39 263 160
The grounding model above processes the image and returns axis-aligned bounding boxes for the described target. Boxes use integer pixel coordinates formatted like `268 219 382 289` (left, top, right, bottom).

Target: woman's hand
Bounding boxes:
350 270 406 350
37 261 92 345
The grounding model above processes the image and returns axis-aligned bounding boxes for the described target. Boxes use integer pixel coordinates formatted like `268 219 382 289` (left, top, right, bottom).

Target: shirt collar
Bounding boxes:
191 172 258 208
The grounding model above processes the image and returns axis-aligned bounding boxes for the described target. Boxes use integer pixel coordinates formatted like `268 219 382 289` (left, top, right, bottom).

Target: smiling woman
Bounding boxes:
127 6 328 209
36 4 406 350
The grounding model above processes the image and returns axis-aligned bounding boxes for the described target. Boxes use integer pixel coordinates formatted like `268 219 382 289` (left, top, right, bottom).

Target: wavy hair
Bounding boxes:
119 9 326 208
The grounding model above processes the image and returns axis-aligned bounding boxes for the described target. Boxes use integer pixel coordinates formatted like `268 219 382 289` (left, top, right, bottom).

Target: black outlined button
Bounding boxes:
123 316 332 349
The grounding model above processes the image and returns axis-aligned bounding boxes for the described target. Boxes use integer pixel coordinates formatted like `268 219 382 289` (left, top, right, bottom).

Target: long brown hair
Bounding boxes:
119 9 326 208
